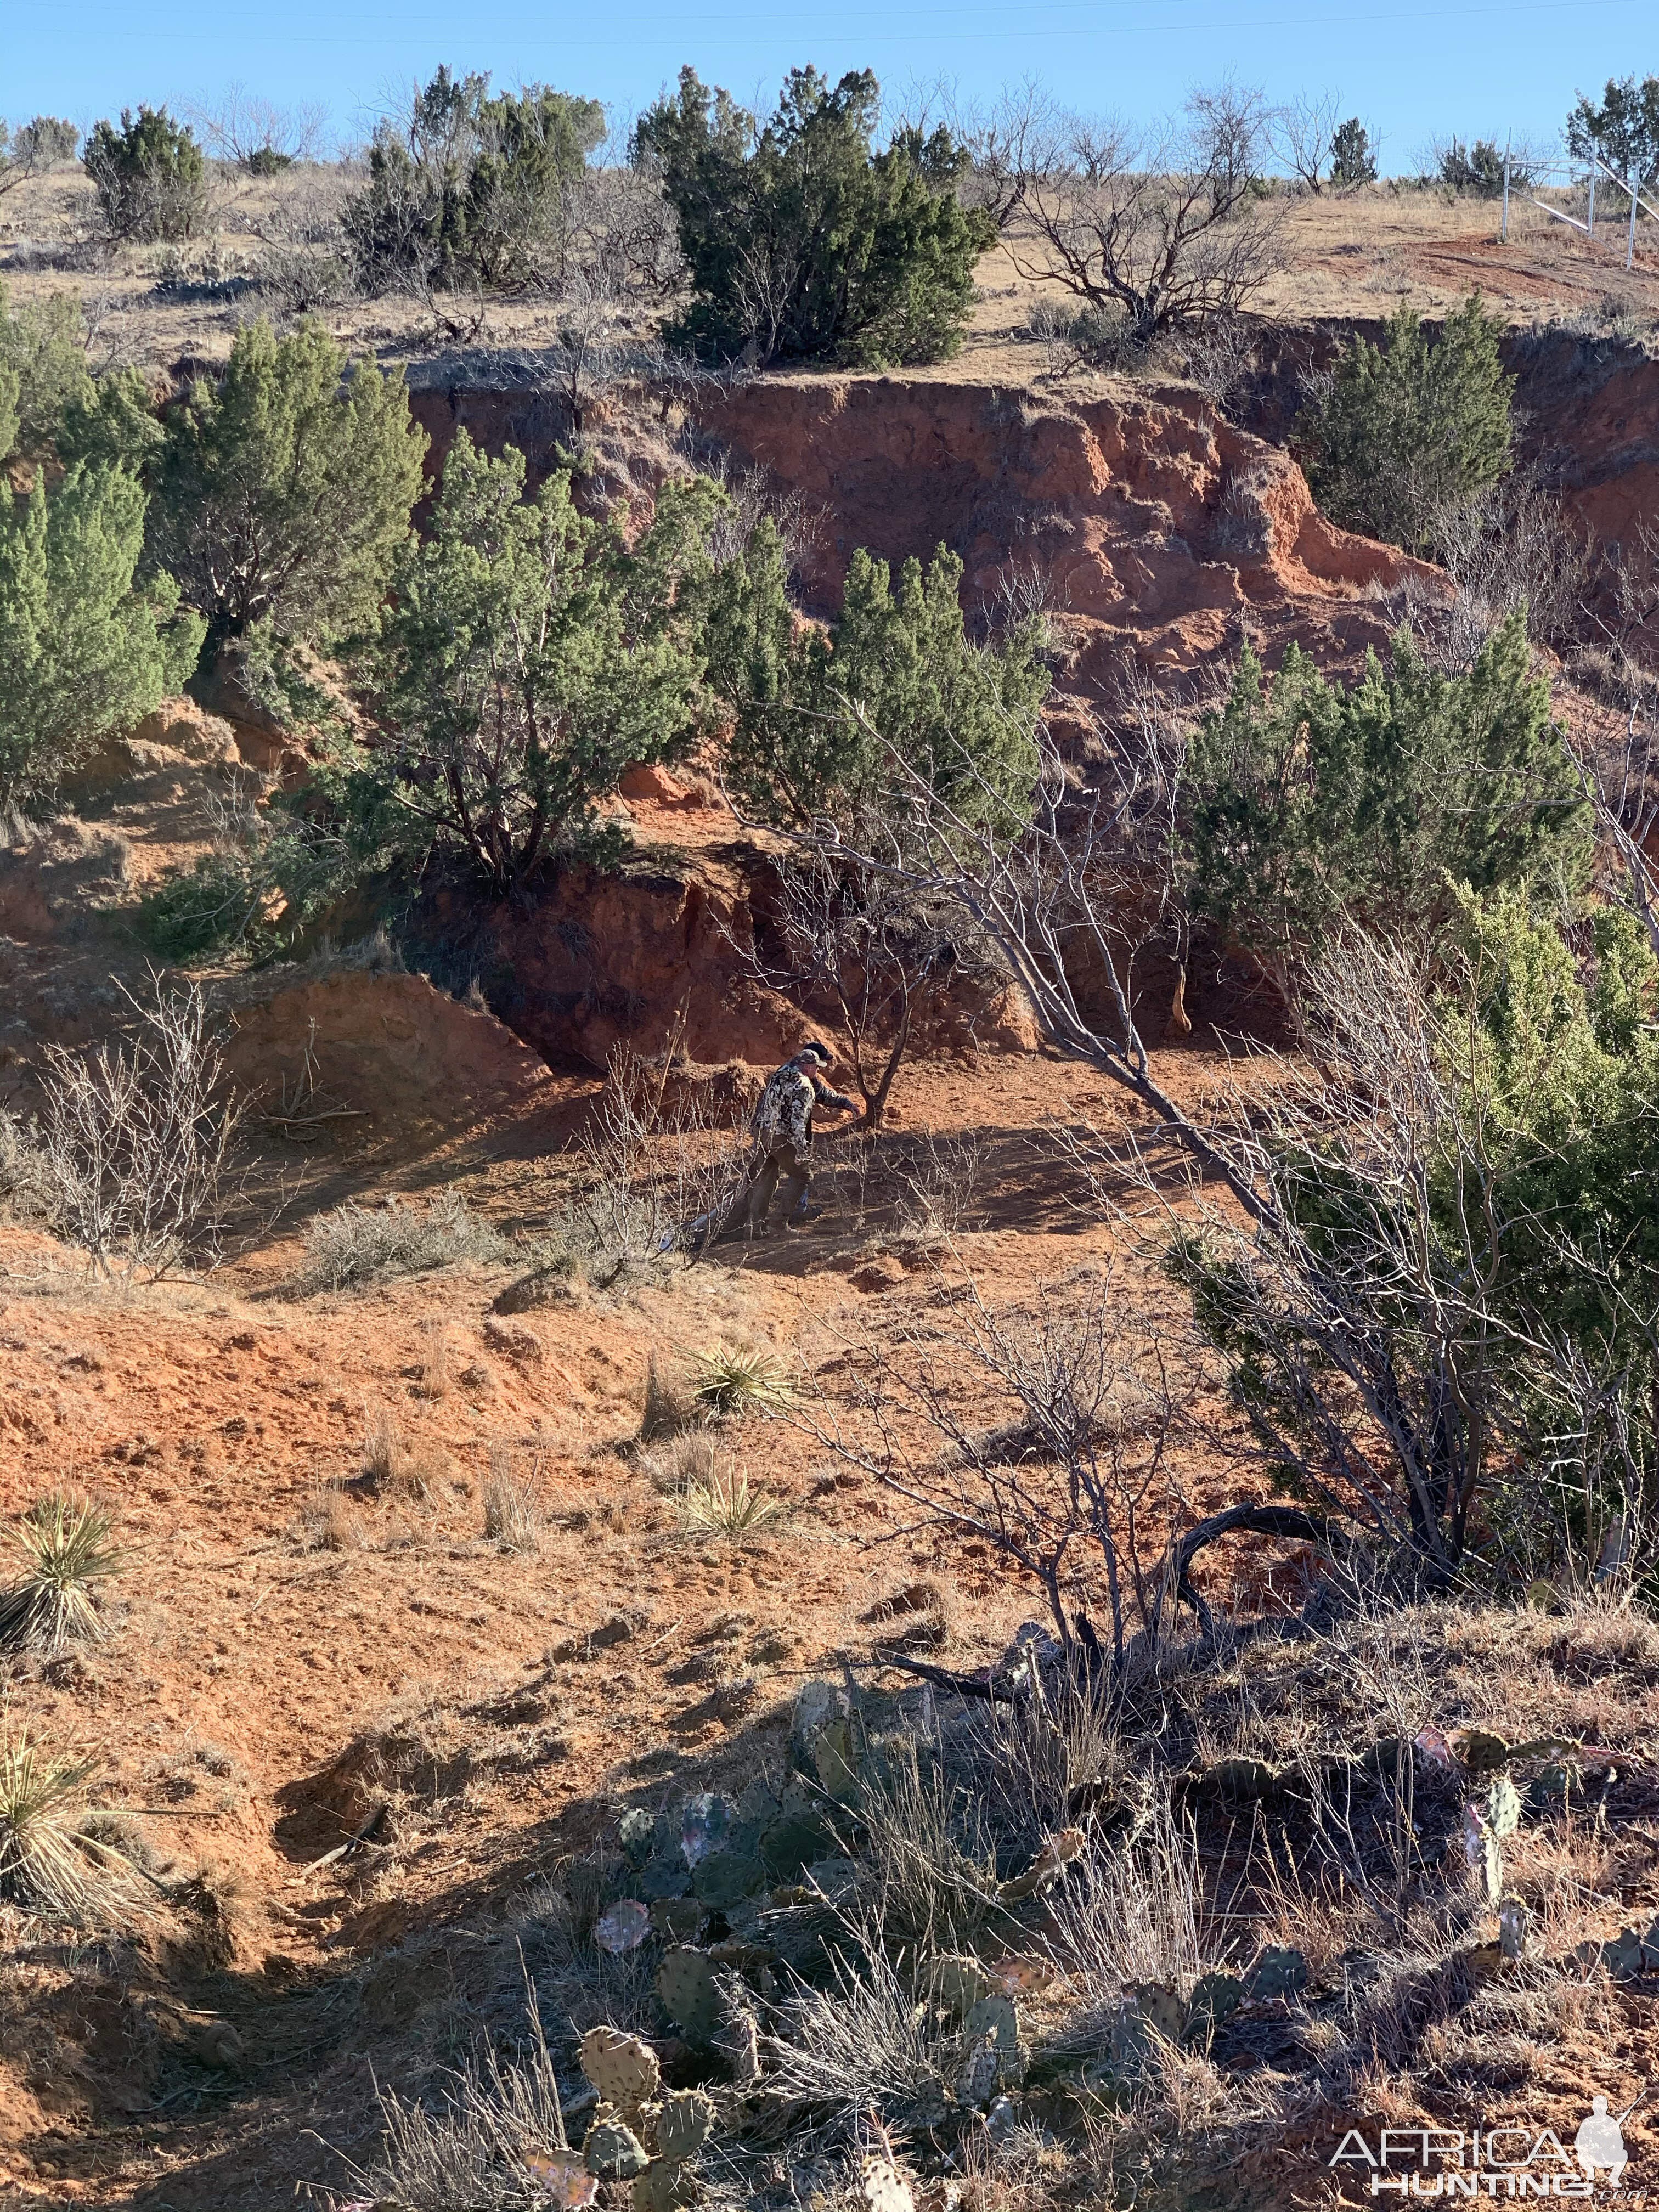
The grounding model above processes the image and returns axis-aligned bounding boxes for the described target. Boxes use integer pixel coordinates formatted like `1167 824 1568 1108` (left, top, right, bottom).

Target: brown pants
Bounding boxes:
735 1138 810 1235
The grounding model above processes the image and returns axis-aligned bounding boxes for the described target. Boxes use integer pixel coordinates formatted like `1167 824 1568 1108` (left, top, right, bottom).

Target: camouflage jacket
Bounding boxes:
751 1059 857 1151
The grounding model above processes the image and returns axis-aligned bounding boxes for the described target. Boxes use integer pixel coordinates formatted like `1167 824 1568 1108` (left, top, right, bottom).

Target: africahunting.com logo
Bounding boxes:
1331 2101 1637 2198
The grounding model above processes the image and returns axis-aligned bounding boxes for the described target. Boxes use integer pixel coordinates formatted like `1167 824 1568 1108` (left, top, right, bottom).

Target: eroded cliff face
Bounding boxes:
688 376 1442 696
409 370 1447 731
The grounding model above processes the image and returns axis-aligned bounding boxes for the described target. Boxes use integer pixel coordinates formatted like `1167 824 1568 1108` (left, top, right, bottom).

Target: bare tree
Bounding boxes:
188 84 329 168
1269 91 1343 193
983 82 1286 348
38 980 241 1282
783 707 1651 1588
800 1274 1198 1678
735 851 994 1129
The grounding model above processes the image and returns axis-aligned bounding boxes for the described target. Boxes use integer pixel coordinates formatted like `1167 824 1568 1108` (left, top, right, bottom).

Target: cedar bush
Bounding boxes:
1296 294 1514 554
344 67 605 294
83 106 207 241
635 65 993 367
1181 612 1590 1001
148 317 427 645
0 465 205 804
708 519 1047 836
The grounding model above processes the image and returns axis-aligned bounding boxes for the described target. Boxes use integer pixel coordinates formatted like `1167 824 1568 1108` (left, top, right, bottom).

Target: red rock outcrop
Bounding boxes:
689 376 1443 698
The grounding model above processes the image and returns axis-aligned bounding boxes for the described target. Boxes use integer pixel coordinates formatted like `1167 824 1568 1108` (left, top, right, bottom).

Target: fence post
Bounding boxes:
1502 140 1510 242
1630 165 1639 270
1588 166 1596 234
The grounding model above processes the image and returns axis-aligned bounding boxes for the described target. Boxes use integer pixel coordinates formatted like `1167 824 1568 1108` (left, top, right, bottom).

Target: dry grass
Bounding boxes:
482 1447 541 1553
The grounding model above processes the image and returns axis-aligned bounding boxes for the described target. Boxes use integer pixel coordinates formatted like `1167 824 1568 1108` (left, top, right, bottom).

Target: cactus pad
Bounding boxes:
1244 1946 1309 2001
692 1845 765 1910
583 2114 650 2180
619 1807 656 1867
580 2027 660 2114
647 2089 716 2164
956 2035 999 2108
1485 1776 1522 1838
927 1953 990 2020
1184 1972 1243 2040
860 2157 916 2212
1132 1983 1186 2041
657 1945 722 2045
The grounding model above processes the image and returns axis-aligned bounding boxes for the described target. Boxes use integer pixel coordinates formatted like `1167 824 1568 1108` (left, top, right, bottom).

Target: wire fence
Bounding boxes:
1496 143 1659 270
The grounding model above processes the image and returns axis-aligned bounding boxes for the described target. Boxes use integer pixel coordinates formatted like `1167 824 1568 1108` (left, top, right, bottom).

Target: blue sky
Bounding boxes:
4 0 1651 171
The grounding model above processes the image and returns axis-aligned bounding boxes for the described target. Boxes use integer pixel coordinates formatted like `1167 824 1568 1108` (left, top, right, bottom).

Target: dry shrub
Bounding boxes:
678 1459 781 1538
303 1190 507 1291
640 1348 695 1441
36 980 240 1280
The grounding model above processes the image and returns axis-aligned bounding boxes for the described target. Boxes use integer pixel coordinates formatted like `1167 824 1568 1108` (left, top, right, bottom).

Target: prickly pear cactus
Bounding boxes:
584 2113 651 2180
1184 1971 1243 2041
962 1991 1023 2083
956 2034 999 2109
927 1953 990 2021
632 2166 685 2212
619 1807 657 1867
1485 1776 1522 1839
811 1718 861 1804
580 2027 660 2117
1207 1757 1279 1802
1498 1899 1531 1961
1463 1803 1503 1907
692 1846 765 1910
647 2088 717 2164
657 1945 723 2045
1457 1728 1511 1775
1244 1946 1309 2002
860 2157 916 2212
1131 1984 1186 2041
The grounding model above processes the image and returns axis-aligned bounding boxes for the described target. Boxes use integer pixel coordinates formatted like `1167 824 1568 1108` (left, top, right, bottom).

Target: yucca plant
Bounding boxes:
0 1730 113 1916
687 1341 793 1420
0 1493 125 1652
680 1463 782 1537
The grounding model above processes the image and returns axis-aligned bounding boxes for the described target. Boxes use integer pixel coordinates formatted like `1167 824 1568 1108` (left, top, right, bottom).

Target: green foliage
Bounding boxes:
345 66 605 294
0 285 92 461
636 65 994 366
1436 139 1528 197
150 317 426 643
0 465 205 804
1329 119 1376 187
1441 885 1659 1376
1566 75 1659 189
709 522 1047 836
1181 614 1588 992
83 106 207 241
1297 295 1514 552
57 365 165 476
352 433 716 889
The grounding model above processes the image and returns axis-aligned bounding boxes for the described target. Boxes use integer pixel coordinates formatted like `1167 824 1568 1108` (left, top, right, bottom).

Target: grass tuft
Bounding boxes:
483 1447 541 1553
687 1340 794 1419
0 1493 125 1653
0 1730 125 1917
679 1459 781 1537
